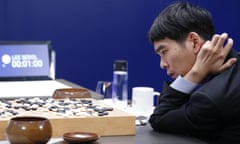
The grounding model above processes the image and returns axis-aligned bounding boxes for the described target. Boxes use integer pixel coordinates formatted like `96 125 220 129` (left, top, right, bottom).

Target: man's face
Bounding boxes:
154 38 197 79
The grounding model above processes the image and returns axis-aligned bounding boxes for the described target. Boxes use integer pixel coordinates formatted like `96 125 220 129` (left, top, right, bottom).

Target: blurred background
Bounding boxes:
0 0 239 98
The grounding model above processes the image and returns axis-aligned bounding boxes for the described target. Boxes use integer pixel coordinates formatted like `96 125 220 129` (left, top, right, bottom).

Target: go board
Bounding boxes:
0 97 136 140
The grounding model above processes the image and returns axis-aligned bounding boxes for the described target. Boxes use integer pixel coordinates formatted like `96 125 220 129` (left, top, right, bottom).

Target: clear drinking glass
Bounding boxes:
95 81 112 99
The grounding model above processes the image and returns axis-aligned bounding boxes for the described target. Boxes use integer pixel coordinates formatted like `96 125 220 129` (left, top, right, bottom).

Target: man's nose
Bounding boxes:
160 59 167 69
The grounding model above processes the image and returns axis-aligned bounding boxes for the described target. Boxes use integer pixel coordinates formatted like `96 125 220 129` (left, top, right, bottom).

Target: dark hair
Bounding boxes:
148 2 215 44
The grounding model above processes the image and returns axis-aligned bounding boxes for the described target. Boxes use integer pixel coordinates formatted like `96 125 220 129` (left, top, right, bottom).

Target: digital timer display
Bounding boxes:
0 43 50 78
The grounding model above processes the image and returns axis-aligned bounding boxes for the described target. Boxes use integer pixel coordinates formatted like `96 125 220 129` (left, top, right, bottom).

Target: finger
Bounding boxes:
218 58 237 72
201 40 211 49
223 38 233 54
215 33 228 50
211 34 220 46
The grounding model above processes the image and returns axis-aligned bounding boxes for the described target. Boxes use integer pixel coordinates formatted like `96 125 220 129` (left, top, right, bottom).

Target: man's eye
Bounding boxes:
160 50 167 55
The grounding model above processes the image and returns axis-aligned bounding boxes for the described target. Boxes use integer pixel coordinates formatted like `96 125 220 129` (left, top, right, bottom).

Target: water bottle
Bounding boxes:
112 60 128 108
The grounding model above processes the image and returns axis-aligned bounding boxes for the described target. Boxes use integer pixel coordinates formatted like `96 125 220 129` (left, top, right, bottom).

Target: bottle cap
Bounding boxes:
113 60 128 71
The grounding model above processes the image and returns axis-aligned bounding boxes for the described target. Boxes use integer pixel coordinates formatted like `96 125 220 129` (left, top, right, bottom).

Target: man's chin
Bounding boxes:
167 73 179 79
171 75 177 79
171 75 180 80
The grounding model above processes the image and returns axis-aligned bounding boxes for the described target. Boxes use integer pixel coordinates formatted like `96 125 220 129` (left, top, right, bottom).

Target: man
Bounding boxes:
148 2 240 144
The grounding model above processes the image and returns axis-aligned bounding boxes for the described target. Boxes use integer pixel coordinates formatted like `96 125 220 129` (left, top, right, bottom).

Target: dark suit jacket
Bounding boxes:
149 49 240 144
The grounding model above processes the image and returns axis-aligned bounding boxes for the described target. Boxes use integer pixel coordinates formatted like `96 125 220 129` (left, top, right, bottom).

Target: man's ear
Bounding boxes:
188 32 204 54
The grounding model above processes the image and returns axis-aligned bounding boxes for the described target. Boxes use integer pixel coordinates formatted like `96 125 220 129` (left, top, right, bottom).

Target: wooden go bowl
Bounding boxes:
5 116 52 144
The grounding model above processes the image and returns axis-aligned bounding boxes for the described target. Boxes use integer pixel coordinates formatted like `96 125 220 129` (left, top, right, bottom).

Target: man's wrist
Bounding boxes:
184 66 207 84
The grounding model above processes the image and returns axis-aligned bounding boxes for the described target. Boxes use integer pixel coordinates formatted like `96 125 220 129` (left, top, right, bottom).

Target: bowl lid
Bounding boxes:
63 132 99 143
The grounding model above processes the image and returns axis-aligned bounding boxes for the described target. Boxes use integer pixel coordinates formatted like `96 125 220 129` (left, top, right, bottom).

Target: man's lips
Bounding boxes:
167 71 177 79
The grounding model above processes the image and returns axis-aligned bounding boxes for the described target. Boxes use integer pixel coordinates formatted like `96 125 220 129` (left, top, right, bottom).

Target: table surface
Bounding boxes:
0 79 207 144
0 124 207 144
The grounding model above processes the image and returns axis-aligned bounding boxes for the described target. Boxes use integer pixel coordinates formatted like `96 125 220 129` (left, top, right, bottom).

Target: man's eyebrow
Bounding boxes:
155 45 165 53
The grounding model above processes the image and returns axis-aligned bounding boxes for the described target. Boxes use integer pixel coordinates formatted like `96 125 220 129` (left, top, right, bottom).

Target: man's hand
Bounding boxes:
184 33 236 84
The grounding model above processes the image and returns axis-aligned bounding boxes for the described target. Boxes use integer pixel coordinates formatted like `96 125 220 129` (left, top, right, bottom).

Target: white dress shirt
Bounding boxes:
170 75 198 94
